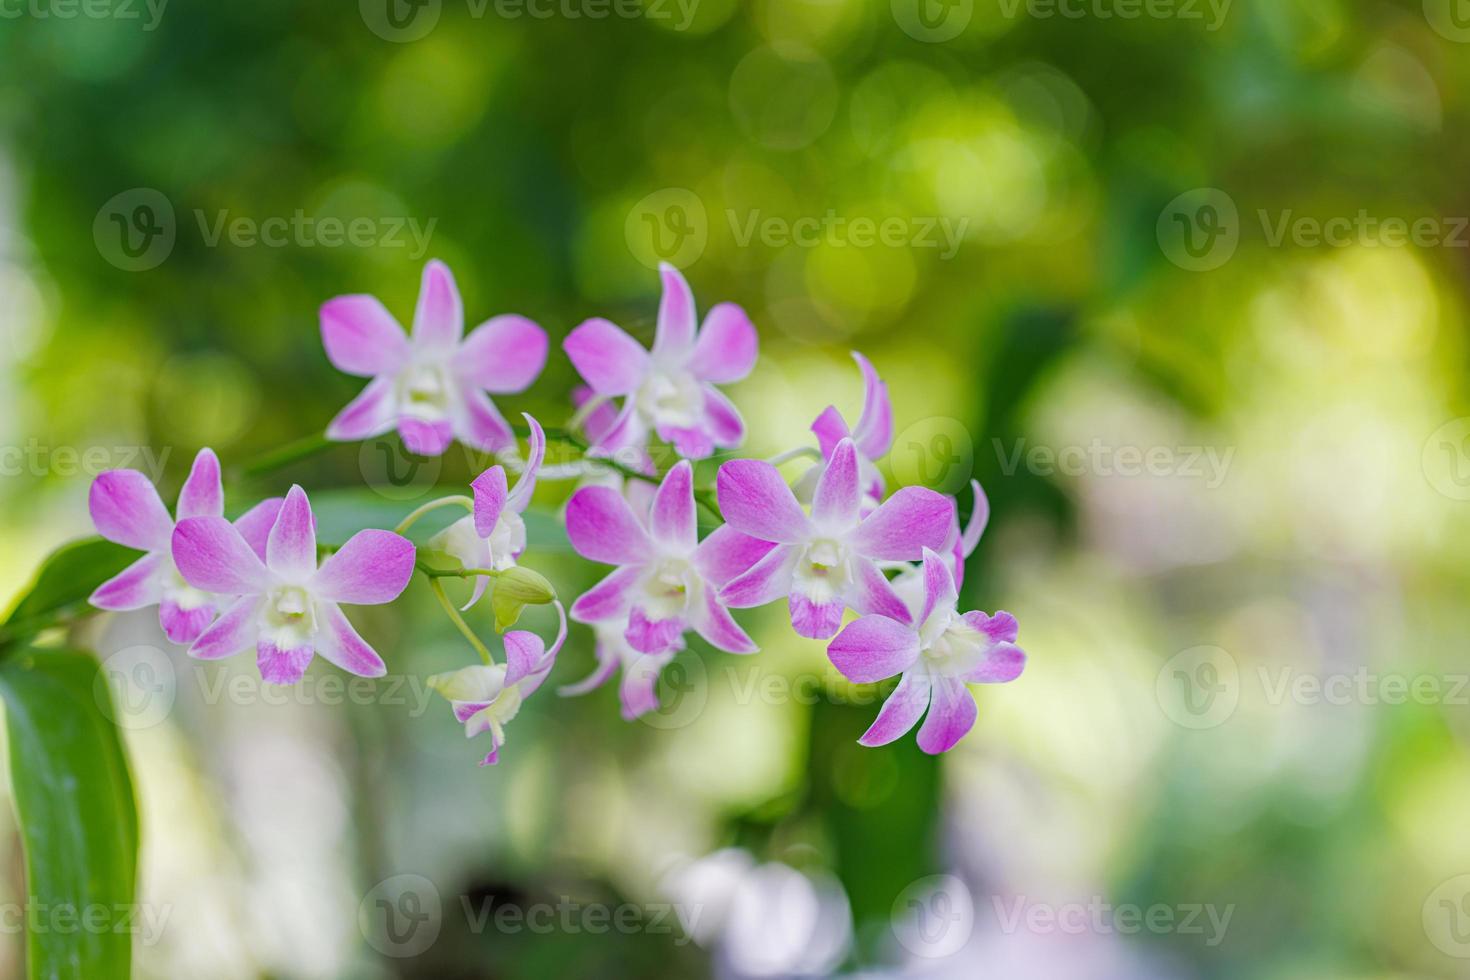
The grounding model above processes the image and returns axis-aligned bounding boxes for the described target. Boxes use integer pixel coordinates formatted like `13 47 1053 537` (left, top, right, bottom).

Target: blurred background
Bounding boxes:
4 0 1470 976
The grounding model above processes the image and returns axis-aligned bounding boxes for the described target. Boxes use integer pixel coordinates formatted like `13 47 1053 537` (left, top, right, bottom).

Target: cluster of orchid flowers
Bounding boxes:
85 261 1025 765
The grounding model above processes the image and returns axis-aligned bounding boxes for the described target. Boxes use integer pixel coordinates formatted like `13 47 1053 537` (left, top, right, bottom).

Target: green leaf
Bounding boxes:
0 649 139 980
0 539 134 649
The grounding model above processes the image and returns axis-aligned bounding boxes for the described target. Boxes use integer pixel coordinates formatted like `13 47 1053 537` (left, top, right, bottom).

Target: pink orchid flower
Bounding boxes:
563 263 757 460
893 478 990 613
796 352 893 510
716 438 955 640
428 601 567 766
828 548 1025 754
321 259 548 457
88 448 282 645
558 617 683 721
429 414 546 610
565 460 771 656
171 485 416 684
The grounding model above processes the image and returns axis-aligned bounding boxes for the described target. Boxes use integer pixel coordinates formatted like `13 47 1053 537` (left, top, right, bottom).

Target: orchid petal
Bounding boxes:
506 413 545 513
811 406 850 460
858 671 931 747
557 649 619 697
453 388 516 454
689 302 757 383
564 318 650 396
650 461 697 552
811 438 860 528
828 615 920 683
188 596 261 660
569 566 642 622
919 547 959 628
314 601 388 677
312 529 415 605
916 676 977 754
716 459 810 544
159 600 215 645
399 417 454 457
172 517 270 595
503 630 546 687
967 609 1020 645
658 423 714 461
851 487 954 560
257 640 314 686
326 376 398 442
176 448 224 520
851 351 893 459
691 590 757 654
693 525 777 588
565 486 653 564
320 295 409 376
654 262 697 356
849 557 914 624
788 592 845 640
962 638 1026 684
471 467 509 539
701 385 745 448
89 469 173 552
411 259 463 350
89 554 163 611
459 314 548 393
626 606 685 655
719 544 798 608
233 497 285 561
266 485 317 581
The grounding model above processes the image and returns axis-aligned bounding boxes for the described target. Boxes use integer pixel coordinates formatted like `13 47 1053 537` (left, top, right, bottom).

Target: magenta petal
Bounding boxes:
916 676 977 754
453 388 515 453
689 302 757 384
575 384 621 447
570 566 642 622
858 671 931 747
701 386 745 448
963 639 1026 684
565 487 653 565
851 351 893 459
234 497 285 561
849 558 913 624
399 417 453 457
558 650 619 697
267 486 317 581
650 461 697 551
811 438 860 528
315 602 387 677
789 592 845 639
828 615 920 683
459 314 548 393
172 517 270 595
564 318 650 396
159 600 216 646
503 630 548 687
326 376 398 442
716 460 810 544
312 529 415 605
720 544 798 608
694 525 777 588
507 414 545 513
472 467 509 538
658 423 715 461
188 596 261 660
960 480 990 557
517 601 567 699
320 295 409 376
920 548 958 627
411 259 463 350
176 448 224 520
969 609 1020 645
89 554 163 611
691 590 757 654
654 262 697 356
852 487 954 561
811 406 850 460
257 640 314 686
619 654 669 720
89 470 174 552
626 606 685 655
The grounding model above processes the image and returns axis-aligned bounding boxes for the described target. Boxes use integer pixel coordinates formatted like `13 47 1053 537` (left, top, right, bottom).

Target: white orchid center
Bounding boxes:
635 370 703 429
161 559 214 612
794 538 851 603
642 557 696 619
398 362 454 420
919 607 989 677
262 584 318 648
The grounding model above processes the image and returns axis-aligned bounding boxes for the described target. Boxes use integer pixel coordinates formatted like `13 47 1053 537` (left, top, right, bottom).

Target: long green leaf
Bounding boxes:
0 539 133 647
0 649 139 980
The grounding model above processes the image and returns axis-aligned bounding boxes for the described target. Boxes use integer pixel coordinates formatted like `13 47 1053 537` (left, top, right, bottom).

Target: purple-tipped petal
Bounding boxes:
575 385 621 447
811 439 860 528
89 470 174 552
569 566 642 622
453 388 515 454
89 554 163 611
506 414 545 513
811 406 850 460
691 590 757 654
172 517 270 595
960 480 989 557
852 487 954 561
176 448 224 520
702 386 745 448
851 352 893 459
789 592 845 640
188 596 261 660
558 648 619 697
828 615 920 683
503 630 546 687
459 314 548 393
257 640 314 686
517 601 568 698
234 497 285 561
963 639 1026 684
326 377 398 442
399 417 454 457
267 486 317 581
858 671 931 747
471 467 509 539
849 557 913 624
716 460 810 544
565 486 653 565
654 263 697 356
626 606 685 655
314 602 387 677
689 303 757 383
963 609 1020 646
650 461 697 552
659 423 715 461
694 525 777 588
312 529 415 605
720 544 798 608
564 318 650 396
411 259 463 350
916 676 977 754
160 600 216 646
320 295 410 376
919 547 958 627
619 654 670 720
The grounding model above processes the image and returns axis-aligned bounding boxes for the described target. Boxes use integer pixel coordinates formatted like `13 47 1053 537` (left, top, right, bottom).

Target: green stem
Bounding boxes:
395 495 473 535
236 431 336 479
516 421 660 488
429 579 495 666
